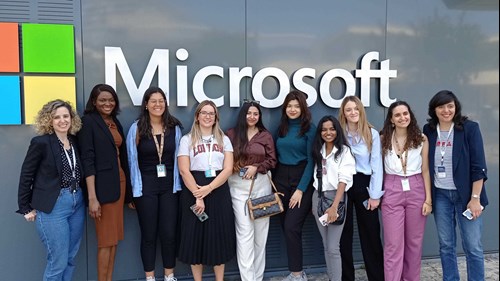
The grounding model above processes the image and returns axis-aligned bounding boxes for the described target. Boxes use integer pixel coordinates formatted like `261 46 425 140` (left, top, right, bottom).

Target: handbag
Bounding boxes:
247 174 284 220
316 160 347 225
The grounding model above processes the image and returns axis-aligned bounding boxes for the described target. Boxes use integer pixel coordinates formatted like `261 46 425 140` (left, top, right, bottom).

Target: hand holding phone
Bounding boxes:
190 204 209 222
319 213 328 226
363 199 369 210
462 205 484 220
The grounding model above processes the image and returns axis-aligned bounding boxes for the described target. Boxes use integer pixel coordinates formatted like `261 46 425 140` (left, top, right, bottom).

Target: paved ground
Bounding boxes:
265 253 499 281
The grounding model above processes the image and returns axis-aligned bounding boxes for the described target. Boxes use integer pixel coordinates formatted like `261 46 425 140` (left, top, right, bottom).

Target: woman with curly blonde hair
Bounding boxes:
17 99 85 281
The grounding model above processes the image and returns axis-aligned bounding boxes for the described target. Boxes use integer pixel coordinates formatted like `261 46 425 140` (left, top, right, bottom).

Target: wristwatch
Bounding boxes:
471 194 480 199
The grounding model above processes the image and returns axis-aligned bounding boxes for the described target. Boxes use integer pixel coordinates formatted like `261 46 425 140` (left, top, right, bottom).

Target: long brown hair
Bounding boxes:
338 96 375 152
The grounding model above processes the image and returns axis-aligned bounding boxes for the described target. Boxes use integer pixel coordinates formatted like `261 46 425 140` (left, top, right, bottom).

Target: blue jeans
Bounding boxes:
434 188 484 281
36 187 85 281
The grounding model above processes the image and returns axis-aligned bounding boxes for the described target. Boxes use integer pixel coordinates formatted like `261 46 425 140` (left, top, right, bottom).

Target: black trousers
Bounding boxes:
134 176 179 272
273 162 314 272
340 173 384 281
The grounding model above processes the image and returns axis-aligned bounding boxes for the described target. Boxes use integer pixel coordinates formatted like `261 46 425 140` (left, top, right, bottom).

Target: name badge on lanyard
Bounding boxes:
203 136 216 178
437 166 446 178
157 164 166 177
401 178 411 191
153 131 166 178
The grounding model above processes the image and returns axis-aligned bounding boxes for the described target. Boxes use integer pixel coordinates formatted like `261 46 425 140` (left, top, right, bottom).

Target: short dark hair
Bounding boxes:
426 90 467 130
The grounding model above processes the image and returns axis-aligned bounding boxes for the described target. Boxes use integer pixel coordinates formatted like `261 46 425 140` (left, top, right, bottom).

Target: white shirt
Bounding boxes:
384 143 423 176
313 144 356 192
177 134 233 171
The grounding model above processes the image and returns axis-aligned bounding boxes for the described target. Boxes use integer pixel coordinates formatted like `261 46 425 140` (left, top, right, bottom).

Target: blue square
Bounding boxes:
0 76 21 125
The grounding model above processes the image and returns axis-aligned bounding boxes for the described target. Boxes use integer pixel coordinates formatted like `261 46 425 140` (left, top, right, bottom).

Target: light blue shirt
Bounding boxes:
346 127 384 199
126 120 182 197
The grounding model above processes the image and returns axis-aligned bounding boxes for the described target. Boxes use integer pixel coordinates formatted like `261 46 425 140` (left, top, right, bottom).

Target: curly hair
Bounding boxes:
380 101 423 155
34 99 82 135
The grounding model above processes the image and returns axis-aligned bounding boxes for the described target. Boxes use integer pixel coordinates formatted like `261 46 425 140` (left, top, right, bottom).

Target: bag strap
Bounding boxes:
316 158 323 198
247 173 283 200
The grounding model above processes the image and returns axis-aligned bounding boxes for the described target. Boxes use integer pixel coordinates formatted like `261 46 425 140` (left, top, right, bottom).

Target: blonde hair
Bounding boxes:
34 99 81 135
338 96 374 152
189 100 225 148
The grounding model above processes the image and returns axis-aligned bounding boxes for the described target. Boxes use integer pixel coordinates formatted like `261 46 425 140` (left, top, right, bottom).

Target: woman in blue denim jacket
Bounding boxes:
423 90 488 281
126 86 183 281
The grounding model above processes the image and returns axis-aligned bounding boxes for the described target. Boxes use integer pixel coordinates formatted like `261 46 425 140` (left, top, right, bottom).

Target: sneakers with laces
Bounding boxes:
282 271 308 281
164 273 177 281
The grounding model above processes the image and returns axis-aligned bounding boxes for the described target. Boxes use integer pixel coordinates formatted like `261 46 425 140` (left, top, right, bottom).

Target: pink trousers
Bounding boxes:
381 173 427 281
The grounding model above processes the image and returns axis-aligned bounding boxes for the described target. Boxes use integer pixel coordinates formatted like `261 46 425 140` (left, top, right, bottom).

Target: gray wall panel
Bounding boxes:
1 0 497 280
386 0 499 255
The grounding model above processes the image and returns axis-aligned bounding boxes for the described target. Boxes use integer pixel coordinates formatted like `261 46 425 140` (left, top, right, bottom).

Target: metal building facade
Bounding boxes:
0 0 498 280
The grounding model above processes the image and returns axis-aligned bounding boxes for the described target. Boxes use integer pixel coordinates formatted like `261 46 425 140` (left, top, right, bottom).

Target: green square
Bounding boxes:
22 23 75 73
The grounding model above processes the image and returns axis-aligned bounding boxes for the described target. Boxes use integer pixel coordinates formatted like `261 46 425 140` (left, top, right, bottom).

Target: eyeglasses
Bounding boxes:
199 111 216 117
243 99 260 105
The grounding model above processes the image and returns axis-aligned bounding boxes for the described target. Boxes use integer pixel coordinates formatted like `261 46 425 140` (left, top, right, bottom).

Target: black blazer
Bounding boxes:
78 111 132 204
17 134 84 214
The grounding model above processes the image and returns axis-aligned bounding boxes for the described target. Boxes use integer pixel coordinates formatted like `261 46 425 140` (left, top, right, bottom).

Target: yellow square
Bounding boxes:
24 76 76 125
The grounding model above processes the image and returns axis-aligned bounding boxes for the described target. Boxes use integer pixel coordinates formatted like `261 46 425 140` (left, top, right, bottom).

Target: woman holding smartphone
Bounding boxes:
226 100 277 281
177 100 236 281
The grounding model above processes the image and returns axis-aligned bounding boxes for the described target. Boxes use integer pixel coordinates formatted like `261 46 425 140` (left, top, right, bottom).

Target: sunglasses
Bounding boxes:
243 99 260 105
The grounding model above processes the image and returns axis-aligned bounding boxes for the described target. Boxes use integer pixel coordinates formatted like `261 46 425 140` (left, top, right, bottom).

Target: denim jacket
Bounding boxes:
126 120 182 197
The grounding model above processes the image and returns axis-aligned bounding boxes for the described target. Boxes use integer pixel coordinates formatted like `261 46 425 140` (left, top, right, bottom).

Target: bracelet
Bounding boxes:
424 202 432 206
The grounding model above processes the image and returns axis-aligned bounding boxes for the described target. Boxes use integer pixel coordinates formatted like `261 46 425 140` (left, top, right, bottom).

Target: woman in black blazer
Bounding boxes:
17 99 85 281
78 84 132 281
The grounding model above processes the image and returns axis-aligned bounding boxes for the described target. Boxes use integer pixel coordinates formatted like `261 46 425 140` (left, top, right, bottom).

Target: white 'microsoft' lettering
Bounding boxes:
105 47 397 108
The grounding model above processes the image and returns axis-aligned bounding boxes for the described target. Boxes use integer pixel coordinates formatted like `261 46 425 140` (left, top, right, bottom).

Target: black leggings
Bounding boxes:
134 188 179 271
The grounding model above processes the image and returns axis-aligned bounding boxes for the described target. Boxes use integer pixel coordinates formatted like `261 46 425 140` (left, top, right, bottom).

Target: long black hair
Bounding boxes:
426 90 468 130
137 86 182 139
312 115 350 165
231 101 267 169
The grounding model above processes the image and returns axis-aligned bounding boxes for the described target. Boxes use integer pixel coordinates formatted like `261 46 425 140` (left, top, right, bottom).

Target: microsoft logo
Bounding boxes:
0 22 75 125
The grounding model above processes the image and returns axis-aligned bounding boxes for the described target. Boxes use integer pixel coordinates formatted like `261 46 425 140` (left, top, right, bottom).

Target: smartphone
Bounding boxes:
319 213 328 226
190 204 209 222
462 206 484 220
239 167 248 177
363 199 369 210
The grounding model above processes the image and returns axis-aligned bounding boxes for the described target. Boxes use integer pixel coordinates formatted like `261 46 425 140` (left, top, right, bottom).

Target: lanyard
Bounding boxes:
436 123 454 166
63 144 76 178
152 130 165 164
202 135 214 169
393 131 408 176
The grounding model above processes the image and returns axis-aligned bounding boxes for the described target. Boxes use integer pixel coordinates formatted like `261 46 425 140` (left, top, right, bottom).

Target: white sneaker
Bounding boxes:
282 271 308 281
146 276 156 281
164 274 177 281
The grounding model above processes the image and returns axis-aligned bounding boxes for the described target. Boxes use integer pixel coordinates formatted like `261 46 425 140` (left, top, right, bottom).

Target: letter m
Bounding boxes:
105 47 169 106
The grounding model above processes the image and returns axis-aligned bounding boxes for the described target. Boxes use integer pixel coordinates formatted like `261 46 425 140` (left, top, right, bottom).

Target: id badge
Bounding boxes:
401 178 411 191
156 164 166 177
437 166 446 178
204 169 216 178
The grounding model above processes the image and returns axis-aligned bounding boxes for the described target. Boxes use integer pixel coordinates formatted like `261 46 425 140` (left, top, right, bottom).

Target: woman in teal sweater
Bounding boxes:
274 90 316 281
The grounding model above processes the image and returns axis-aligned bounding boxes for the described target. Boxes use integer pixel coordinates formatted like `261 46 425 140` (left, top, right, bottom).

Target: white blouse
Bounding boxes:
313 144 356 192
384 143 423 176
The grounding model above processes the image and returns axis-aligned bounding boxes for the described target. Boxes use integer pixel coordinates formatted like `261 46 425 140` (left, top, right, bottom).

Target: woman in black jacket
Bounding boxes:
78 84 132 281
17 99 85 281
